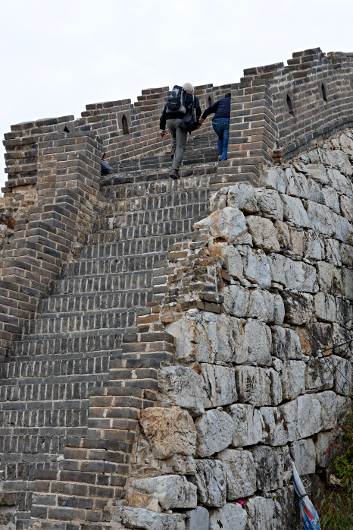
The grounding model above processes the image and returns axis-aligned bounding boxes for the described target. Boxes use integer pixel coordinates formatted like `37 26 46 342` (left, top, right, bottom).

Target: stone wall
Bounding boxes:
119 127 353 529
0 132 103 358
1 47 353 530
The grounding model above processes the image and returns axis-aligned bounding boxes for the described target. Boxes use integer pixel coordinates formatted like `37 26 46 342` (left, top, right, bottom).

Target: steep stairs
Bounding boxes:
0 132 218 528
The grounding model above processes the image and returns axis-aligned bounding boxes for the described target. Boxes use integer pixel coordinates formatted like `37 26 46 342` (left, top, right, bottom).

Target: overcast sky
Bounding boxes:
1 0 353 190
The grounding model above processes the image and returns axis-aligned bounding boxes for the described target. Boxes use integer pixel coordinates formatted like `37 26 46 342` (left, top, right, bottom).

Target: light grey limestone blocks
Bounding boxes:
139 131 353 530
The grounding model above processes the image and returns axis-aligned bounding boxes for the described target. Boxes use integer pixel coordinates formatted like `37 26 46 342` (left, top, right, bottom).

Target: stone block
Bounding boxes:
158 366 208 415
281 290 313 325
257 189 284 220
131 440 197 478
270 486 297 530
319 391 339 431
194 460 226 507
328 167 353 197
306 163 329 184
246 496 274 530
307 177 323 202
280 360 306 400
260 407 288 446
111 506 186 530
315 430 335 468
298 322 333 357
281 195 310 228
217 449 256 499
229 404 263 447
332 322 353 359
336 394 351 422
195 409 234 457
210 188 228 211
140 408 196 459
227 183 259 213
246 216 280 252
317 261 342 296
290 438 316 475
194 207 252 245
307 201 335 237
271 326 303 360
166 313 201 363
185 506 209 530
244 319 272 366
314 292 336 322
305 358 334 391
342 267 353 301
235 366 271 406
279 393 322 442
322 186 340 214
269 253 318 293
262 167 289 194
128 475 197 510
266 367 283 405
224 285 284 324
209 503 247 530
201 364 238 408
277 220 305 256
223 285 249 318
243 247 272 288
340 195 353 222
287 168 309 199
333 211 353 244
321 148 352 176
331 355 352 396
167 311 248 365
222 245 243 280
251 446 283 492
304 230 325 260
339 243 353 267
335 297 353 329
248 289 285 324
339 133 353 158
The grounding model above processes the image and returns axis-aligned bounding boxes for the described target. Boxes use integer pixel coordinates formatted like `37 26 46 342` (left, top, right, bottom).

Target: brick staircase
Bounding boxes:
0 133 218 528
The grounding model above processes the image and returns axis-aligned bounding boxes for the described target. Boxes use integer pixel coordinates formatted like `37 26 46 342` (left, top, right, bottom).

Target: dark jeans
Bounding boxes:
212 118 230 161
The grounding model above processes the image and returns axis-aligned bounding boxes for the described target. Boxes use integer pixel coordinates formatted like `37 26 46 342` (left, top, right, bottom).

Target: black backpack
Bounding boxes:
166 85 187 114
178 95 198 134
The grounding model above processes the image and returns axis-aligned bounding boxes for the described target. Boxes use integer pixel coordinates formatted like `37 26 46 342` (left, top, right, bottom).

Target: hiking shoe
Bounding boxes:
171 149 175 159
217 153 222 161
169 169 180 179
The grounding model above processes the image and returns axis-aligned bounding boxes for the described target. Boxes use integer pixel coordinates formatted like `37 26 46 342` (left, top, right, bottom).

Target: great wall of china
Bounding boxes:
0 47 352 529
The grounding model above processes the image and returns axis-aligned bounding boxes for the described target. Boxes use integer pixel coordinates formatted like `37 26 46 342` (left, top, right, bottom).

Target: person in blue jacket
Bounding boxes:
198 92 231 161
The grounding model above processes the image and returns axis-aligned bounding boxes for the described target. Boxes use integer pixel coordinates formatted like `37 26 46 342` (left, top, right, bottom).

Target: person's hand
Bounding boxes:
196 123 202 130
160 129 166 138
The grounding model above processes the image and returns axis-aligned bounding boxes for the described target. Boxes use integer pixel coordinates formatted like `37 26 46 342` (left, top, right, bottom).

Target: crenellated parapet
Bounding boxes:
213 48 353 190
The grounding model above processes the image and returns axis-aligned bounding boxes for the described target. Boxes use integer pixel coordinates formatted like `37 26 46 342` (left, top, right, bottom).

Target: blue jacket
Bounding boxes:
202 95 231 121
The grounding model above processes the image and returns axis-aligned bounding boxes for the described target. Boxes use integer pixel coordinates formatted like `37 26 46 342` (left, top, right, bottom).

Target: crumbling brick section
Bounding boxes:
0 132 102 358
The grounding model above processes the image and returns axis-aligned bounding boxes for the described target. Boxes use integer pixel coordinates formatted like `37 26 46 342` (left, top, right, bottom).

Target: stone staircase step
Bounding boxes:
0 352 112 380
52 274 154 296
24 310 136 337
37 291 153 314
8 332 125 358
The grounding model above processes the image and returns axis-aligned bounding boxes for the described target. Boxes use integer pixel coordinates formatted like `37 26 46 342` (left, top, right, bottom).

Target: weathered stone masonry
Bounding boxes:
0 47 352 529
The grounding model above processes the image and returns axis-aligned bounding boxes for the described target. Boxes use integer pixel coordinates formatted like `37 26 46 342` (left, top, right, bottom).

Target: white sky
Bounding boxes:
1 0 353 189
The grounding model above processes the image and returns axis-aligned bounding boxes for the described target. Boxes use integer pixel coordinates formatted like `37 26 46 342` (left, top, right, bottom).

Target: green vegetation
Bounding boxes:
318 408 353 529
